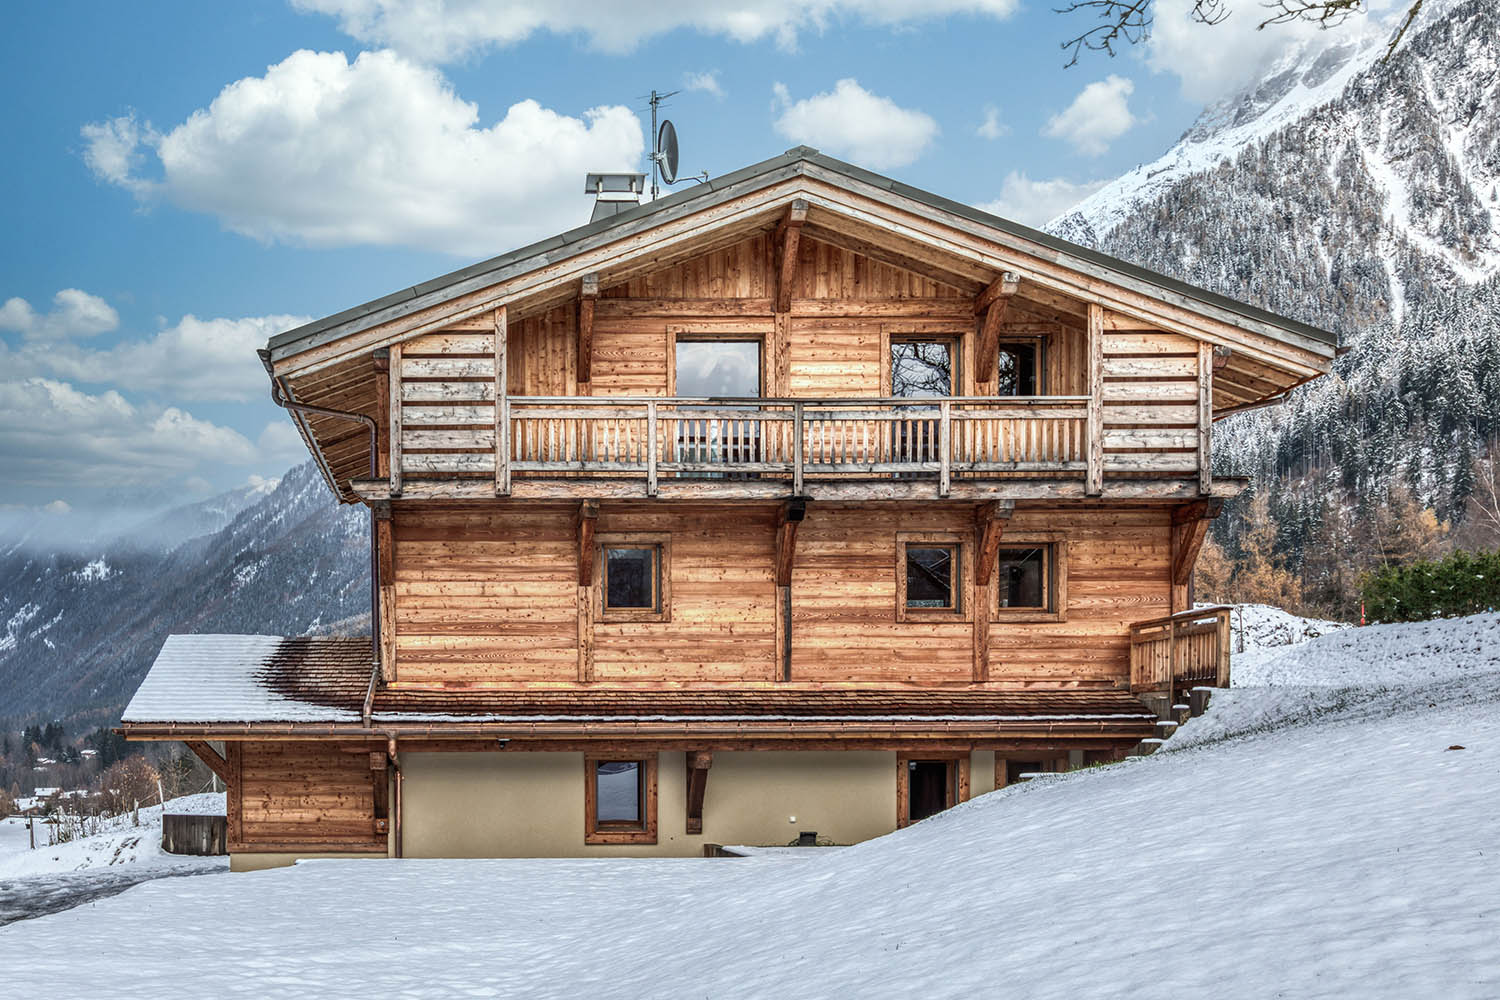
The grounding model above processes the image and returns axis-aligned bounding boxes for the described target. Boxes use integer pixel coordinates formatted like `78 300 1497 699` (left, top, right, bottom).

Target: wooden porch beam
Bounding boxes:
577 499 599 585
973 499 1016 586
183 740 230 784
1170 498 1225 613
974 272 1021 380
775 199 809 313
774 498 807 587
685 751 712 834
576 274 598 384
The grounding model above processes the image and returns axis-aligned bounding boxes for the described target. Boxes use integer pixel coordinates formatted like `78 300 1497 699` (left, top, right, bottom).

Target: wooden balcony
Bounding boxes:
380 395 1100 500
1128 606 1232 699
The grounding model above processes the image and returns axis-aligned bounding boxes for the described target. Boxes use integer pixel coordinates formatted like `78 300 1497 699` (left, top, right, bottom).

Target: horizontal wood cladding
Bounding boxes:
235 741 383 851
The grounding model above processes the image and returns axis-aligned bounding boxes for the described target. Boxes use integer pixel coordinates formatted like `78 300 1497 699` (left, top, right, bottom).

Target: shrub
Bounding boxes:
1362 548 1500 622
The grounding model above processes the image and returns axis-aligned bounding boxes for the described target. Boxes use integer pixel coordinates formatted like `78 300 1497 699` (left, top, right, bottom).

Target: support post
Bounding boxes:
183 741 230 784
388 343 403 497
973 500 1014 683
1198 341 1213 496
974 272 1020 378
496 305 510 496
646 400 658 497
775 199 809 314
1086 303 1104 496
373 350 390 480
685 752 712 835
375 503 397 682
776 500 806 682
792 401 804 496
577 274 598 386
939 399 951 497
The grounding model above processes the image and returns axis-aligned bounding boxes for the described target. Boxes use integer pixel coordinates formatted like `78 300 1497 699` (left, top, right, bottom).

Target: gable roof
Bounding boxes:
266 146 1337 371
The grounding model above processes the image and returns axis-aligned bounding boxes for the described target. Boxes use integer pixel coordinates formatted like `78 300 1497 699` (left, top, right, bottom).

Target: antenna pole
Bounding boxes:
649 89 659 201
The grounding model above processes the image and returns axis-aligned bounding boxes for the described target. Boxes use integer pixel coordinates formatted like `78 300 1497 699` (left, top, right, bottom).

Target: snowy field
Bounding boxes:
2 616 1497 997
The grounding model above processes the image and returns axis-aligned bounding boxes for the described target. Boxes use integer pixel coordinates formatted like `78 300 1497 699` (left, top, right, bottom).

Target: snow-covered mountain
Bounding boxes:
0 462 369 730
1053 0 1500 338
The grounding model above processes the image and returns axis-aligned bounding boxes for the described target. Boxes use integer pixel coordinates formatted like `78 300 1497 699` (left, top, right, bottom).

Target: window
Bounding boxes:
990 537 1067 623
673 338 761 397
996 338 1044 396
670 335 764 475
585 755 658 844
897 754 969 827
890 339 956 398
896 533 967 621
598 534 671 622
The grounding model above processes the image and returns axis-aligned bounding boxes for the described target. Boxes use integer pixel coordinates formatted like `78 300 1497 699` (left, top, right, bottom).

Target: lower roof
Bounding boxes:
122 634 1155 735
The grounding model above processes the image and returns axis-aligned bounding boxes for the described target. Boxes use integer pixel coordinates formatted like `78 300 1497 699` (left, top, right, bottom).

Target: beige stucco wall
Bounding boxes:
400 750 900 858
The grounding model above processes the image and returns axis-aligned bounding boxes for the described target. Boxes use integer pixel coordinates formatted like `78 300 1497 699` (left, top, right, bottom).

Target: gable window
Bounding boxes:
598 534 671 622
896 533 968 621
990 537 1067 623
890 338 956 398
671 334 764 474
996 338 1044 396
585 755 658 845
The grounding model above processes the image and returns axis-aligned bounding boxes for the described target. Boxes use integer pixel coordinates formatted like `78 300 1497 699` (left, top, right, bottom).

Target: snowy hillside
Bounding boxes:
4 614 1496 996
0 462 367 729
1052 0 1500 339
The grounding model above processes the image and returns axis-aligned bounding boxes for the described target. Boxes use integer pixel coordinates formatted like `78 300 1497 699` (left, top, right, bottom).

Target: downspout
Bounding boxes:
257 349 381 669
387 735 403 859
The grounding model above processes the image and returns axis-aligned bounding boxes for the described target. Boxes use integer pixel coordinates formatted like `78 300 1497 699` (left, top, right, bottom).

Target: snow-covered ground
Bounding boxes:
2 616 1497 997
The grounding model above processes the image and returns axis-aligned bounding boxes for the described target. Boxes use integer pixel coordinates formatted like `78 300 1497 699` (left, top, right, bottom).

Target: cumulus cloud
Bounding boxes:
0 377 261 489
772 79 937 169
684 70 725 98
976 171 1110 228
81 49 645 256
1042 75 1138 157
0 295 307 402
976 105 1007 140
0 289 119 341
293 0 1020 62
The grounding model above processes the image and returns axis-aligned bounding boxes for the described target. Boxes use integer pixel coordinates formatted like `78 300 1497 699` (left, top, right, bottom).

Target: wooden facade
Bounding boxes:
127 149 1337 862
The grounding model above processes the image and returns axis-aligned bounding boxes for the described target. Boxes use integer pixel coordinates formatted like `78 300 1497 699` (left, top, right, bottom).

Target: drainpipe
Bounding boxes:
257 349 381 669
387 735 403 859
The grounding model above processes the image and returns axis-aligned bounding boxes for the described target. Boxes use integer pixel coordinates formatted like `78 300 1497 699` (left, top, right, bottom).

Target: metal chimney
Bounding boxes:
585 173 647 223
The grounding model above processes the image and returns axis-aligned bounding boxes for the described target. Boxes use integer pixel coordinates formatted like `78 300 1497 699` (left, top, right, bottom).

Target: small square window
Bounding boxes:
996 547 1047 609
605 547 658 611
585 755 657 844
906 546 958 610
597 534 670 622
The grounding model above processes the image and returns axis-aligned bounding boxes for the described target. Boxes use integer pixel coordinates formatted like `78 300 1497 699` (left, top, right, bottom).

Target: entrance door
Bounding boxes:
907 760 951 823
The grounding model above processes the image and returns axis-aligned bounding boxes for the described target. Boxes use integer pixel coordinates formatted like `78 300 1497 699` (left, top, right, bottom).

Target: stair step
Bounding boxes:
1189 687 1215 717
1154 720 1178 739
1129 738 1166 757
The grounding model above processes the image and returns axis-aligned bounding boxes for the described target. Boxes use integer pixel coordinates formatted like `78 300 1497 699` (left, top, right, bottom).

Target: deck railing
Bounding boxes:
400 395 1090 495
1128 606 1232 697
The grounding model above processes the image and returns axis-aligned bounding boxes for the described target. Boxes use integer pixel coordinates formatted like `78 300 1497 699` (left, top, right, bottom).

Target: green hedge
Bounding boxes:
1362 548 1500 623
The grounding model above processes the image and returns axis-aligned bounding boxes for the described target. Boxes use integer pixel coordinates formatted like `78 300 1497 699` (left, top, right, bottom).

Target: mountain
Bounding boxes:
0 462 369 731
1053 0 1500 340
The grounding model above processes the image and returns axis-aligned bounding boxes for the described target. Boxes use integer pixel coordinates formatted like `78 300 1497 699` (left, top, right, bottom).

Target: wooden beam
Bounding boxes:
973 500 1016 586
775 199 809 313
376 508 397 683
1086 304 1104 496
974 273 1021 378
577 499 599 586
388 342 402 497
183 741 230 784
799 222 986 294
495 304 510 496
774 499 806 587
576 274 598 384
1198 342 1213 496
685 751 712 835
1170 498 1225 611
372 350 390 480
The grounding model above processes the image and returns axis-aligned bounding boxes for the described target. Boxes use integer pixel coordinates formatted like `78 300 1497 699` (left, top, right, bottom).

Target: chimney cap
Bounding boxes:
584 172 647 198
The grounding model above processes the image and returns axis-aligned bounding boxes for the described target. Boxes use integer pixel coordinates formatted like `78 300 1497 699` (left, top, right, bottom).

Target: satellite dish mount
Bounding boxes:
646 89 707 200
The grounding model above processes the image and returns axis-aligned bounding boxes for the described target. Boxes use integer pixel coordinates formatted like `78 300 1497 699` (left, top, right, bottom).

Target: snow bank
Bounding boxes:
0 793 227 878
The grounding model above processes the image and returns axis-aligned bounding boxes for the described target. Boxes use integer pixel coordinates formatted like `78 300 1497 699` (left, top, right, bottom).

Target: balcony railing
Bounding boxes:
399 395 1089 495
1128 606 1232 698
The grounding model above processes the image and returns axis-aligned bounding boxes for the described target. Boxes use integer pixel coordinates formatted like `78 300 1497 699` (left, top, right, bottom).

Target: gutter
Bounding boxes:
257 349 382 673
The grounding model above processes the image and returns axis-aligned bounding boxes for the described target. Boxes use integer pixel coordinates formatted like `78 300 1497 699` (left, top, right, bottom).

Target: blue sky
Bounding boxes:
0 0 1335 524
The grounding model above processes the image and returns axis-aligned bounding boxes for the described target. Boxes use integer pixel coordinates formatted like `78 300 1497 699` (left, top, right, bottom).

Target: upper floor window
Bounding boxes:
599 534 671 622
996 546 1048 609
896 533 967 621
990 537 1067 623
890 338 956 398
674 337 761 397
996 337 1044 396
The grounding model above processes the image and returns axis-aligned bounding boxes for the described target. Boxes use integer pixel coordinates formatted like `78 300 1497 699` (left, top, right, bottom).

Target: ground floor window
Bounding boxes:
896 532 969 621
897 754 969 827
584 754 658 844
991 536 1067 624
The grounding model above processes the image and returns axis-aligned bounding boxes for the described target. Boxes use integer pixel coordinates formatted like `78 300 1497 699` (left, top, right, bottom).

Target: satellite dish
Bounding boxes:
657 120 679 186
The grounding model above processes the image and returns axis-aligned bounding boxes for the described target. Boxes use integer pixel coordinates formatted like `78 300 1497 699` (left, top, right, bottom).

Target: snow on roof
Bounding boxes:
121 634 363 725
33 787 60 797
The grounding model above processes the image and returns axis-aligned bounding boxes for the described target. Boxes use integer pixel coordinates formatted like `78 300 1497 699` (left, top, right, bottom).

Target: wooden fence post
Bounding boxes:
793 402 805 496
646 400 658 497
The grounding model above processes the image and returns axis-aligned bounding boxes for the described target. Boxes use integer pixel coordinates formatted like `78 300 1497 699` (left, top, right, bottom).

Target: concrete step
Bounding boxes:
1170 704 1191 725
1189 687 1215 718
1154 719 1178 739
1128 738 1166 757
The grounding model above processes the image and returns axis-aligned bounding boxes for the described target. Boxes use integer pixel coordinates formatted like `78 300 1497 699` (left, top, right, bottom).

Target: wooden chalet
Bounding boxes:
121 148 1336 868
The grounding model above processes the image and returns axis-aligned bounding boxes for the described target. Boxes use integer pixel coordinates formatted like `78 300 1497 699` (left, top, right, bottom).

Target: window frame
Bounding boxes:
895 531 971 622
989 535 1068 624
666 325 772 398
896 752 970 828
584 753 658 845
880 324 974 399
597 532 672 623
994 335 1048 397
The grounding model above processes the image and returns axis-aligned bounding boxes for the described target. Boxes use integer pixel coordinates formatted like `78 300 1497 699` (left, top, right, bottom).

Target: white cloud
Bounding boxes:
294 0 1020 62
0 295 307 402
0 378 262 489
976 105 1007 140
684 71 725 98
81 49 645 256
0 289 119 341
1145 0 1385 104
256 421 311 468
772 79 938 169
1043 75 1137 157
42 500 72 514
976 171 1110 229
